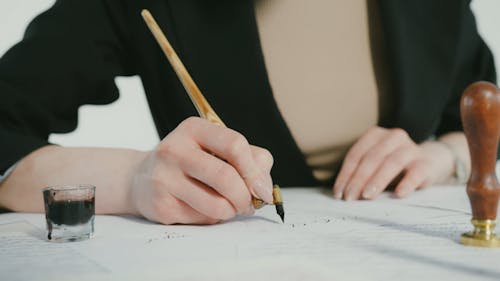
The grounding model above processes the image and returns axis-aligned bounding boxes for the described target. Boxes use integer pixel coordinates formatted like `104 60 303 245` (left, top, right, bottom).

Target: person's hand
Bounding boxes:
333 127 455 200
129 117 274 225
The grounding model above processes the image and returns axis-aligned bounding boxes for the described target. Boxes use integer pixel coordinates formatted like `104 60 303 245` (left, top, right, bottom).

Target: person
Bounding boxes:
0 0 496 224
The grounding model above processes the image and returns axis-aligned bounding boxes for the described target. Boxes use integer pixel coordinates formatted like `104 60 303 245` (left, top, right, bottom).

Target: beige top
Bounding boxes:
255 0 380 181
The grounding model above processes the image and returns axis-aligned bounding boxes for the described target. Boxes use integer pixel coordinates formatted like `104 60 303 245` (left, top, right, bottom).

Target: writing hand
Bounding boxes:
129 117 274 224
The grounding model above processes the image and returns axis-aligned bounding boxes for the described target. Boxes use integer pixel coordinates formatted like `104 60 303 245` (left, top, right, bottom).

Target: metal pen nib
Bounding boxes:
275 202 285 223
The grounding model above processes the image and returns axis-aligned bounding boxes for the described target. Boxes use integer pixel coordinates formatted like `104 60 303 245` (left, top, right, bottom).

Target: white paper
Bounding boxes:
0 222 109 281
2 186 500 281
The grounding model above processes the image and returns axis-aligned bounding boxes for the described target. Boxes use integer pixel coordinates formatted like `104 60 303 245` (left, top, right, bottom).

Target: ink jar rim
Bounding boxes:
42 184 96 193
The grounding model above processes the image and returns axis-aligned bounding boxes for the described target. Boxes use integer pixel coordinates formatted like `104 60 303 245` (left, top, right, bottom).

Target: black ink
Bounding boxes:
46 199 95 225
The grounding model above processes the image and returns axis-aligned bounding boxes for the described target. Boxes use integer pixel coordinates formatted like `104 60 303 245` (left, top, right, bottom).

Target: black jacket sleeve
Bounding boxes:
0 0 134 174
435 0 497 137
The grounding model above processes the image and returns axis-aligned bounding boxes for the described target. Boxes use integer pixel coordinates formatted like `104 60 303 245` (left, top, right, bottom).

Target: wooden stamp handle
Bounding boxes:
461 81 500 220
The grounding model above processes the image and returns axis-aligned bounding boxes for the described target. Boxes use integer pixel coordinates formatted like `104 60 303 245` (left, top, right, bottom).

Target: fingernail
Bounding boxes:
254 177 273 204
344 193 354 201
396 186 410 197
362 186 377 199
245 204 255 216
333 188 343 199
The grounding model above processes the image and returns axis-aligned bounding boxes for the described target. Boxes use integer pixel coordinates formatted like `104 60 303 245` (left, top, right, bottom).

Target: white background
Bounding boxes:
1 1 500 151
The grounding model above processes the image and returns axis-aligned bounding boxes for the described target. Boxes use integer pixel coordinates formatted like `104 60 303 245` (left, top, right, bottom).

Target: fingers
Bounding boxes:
178 147 253 215
172 176 243 220
152 196 221 225
333 127 389 199
148 162 241 222
181 117 274 203
333 127 429 201
141 166 224 224
343 130 412 200
394 161 429 198
251 145 274 173
360 145 418 199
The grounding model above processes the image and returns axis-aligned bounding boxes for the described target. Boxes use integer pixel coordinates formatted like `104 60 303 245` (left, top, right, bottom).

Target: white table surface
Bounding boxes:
1 186 500 281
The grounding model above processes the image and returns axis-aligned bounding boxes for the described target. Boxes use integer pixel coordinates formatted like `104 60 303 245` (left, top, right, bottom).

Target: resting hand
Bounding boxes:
333 127 456 200
129 117 274 224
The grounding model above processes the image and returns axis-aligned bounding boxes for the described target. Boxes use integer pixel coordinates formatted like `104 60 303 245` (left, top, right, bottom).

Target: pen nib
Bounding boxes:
275 203 285 223
272 185 285 223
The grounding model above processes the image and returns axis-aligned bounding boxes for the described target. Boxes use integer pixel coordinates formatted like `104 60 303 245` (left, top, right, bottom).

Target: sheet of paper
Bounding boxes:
0 221 109 281
2 186 500 281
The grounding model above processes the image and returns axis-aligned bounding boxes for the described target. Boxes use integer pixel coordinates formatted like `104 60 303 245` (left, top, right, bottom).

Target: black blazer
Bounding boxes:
0 0 496 187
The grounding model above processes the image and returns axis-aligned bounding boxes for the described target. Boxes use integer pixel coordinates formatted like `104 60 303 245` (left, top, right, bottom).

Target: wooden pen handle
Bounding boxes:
141 9 225 126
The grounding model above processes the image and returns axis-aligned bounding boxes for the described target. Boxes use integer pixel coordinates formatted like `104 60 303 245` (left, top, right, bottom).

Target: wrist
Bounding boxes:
419 141 456 183
125 150 149 216
434 139 468 184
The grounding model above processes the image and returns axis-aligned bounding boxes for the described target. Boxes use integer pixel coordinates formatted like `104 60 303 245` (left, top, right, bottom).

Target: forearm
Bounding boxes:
0 145 146 215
